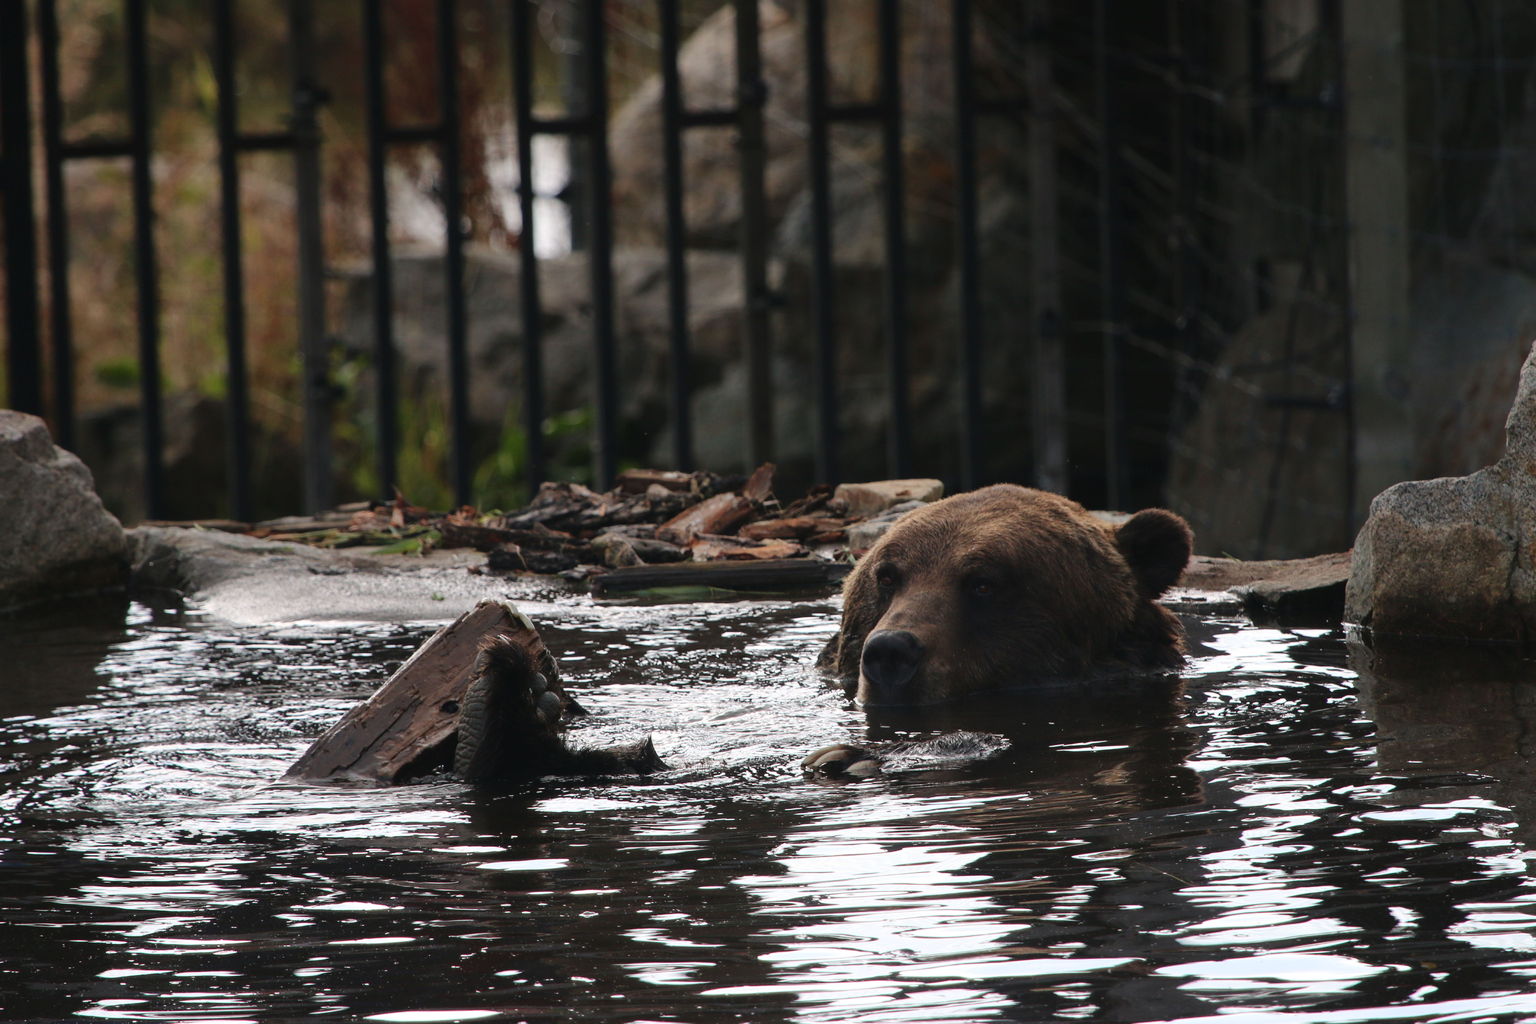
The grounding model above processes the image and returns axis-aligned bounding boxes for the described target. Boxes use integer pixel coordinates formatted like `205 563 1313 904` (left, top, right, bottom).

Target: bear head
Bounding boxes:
829 484 1193 705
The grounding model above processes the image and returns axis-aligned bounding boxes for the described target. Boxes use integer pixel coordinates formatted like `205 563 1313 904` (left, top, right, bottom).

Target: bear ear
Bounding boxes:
1115 508 1193 598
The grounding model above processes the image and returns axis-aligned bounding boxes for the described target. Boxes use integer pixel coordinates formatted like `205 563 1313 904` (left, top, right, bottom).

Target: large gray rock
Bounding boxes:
0 411 128 609
1345 340 1536 640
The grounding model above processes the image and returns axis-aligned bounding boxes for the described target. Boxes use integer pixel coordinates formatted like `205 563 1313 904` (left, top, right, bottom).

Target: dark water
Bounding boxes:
6 591 1536 1024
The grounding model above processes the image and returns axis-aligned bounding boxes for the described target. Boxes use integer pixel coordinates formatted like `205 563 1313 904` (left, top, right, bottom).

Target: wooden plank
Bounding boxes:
592 558 850 596
285 600 544 784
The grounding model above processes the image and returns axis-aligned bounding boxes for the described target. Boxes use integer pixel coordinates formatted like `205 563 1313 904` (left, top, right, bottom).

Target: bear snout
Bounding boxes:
859 629 926 703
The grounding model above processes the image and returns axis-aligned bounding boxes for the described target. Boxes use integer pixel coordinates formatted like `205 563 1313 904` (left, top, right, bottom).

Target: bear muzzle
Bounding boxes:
858 628 926 704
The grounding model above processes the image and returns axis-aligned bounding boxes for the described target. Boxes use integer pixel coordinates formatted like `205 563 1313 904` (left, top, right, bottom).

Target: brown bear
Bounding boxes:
824 484 1193 705
447 484 1193 785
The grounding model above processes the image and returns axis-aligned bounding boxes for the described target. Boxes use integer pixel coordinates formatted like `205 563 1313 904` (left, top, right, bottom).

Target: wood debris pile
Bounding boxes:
246 463 909 585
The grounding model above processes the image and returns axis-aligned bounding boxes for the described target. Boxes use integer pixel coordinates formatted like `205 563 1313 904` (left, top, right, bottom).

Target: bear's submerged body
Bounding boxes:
454 485 1193 784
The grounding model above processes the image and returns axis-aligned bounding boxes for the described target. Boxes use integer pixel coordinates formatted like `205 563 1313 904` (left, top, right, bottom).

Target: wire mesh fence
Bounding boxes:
4 0 1536 559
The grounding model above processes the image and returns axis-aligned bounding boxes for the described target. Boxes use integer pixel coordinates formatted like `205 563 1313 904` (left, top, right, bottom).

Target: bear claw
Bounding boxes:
803 744 882 779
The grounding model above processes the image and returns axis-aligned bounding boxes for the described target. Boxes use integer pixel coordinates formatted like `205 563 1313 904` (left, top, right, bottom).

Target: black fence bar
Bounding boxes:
803 0 839 485
583 0 620 489
1094 0 1127 510
362 0 399 502
658 0 694 471
213 0 254 522
437 0 471 507
877 0 911 477
126 0 165 518
509 0 546 496
826 103 884 123
1322 0 1355 537
37 0 74 448
235 131 301 152
734 0 774 469
58 139 134 160
382 125 444 146
1 0 42 417
1026 13 1067 496
289 0 331 514
678 108 737 129
950 0 982 490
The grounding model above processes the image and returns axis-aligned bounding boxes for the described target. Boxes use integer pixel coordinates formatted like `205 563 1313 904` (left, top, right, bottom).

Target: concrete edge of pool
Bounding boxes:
120 524 1351 629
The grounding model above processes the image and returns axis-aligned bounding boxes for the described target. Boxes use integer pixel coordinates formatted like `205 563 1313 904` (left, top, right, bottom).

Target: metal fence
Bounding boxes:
4 1 1534 560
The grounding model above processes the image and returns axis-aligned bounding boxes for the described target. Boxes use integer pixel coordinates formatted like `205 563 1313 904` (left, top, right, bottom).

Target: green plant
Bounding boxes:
473 405 595 510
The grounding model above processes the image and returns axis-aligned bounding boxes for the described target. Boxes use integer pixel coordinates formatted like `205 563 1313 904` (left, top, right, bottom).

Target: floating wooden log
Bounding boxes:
285 600 549 784
591 557 851 597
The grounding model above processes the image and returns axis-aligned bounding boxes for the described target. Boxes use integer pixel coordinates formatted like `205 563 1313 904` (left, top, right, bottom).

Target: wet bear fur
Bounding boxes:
823 484 1193 706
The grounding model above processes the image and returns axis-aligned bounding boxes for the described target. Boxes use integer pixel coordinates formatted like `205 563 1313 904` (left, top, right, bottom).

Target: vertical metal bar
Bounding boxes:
1342 0 1414 532
1 0 43 417
1247 0 1269 138
1095 0 1127 509
658 0 694 471
583 0 619 488
951 0 982 490
38 0 73 444
126 0 164 518
877 0 910 477
362 0 399 501
510 0 546 495
289 0 331 513
561 9 590 252
1323 0 1354 538
735 0 774 469
213 0 253 521
1168 2 1191 335
437 0 471 506
804 0 839 484
1026 8 1067 495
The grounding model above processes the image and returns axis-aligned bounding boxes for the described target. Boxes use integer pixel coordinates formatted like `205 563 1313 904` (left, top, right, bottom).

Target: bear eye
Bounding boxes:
965 575 997 599
873 563 901 590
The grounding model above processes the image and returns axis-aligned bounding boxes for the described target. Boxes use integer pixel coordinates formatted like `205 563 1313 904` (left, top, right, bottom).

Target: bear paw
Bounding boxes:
802 744 882 779
454 632 569 784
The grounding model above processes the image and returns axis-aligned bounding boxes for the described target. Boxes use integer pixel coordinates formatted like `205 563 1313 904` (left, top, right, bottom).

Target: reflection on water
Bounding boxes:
6 598 1536 1022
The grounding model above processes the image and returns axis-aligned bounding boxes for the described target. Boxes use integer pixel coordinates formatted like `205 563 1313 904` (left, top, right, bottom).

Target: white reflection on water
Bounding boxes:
14 601 1536 1023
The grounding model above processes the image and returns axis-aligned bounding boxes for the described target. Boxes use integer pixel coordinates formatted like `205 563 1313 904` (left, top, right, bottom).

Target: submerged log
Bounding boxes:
285 600 550 784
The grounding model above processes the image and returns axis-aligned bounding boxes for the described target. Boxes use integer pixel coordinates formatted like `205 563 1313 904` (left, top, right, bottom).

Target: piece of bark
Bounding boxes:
591 558 851 596
592 531 688 564
486 544 583 574
743 462 776 503
443 518 575 553
739 516 844 541
601 538 644 568
690 535 806 561
832 479 944 518
285 600 547 784
657 493 754 545
775 484 835 519
615 468 696 493
143 518 253 533
439 519 515 551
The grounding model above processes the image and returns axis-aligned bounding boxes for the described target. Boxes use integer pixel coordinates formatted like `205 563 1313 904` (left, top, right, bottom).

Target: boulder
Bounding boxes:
1345 340 1536 641
0 411 128 609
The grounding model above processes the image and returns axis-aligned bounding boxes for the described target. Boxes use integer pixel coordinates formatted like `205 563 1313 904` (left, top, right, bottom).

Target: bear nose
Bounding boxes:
860 629 924 700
